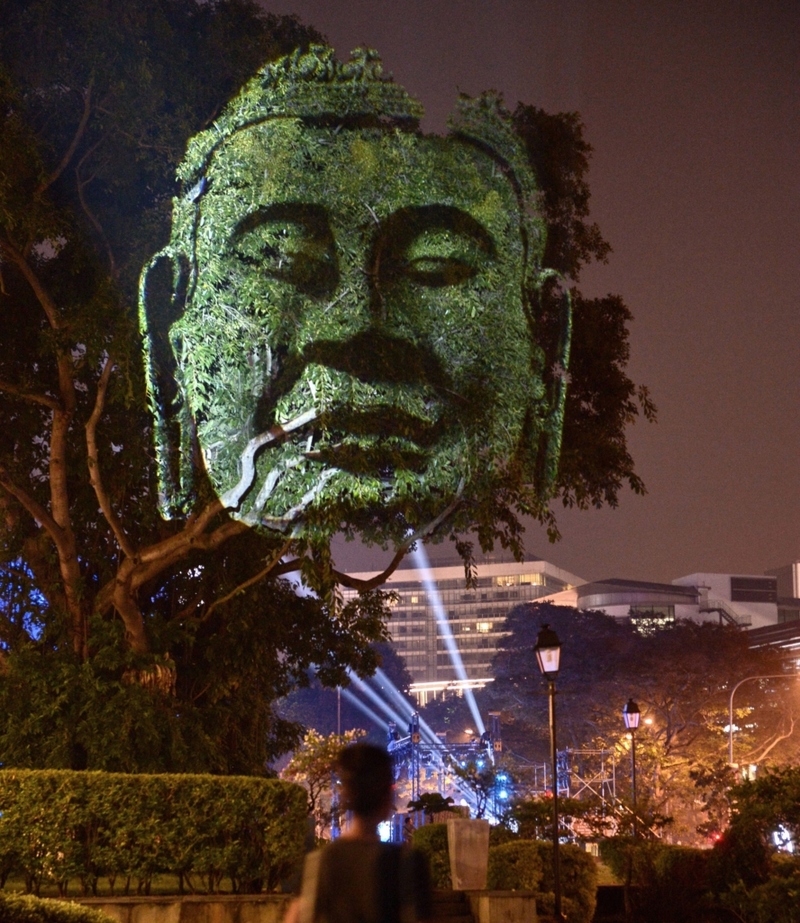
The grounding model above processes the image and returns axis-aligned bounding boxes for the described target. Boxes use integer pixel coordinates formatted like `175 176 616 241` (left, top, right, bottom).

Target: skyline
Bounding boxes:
263 0 800 584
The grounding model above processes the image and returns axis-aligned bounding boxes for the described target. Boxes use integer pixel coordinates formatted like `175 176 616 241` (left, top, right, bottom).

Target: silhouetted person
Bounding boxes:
285 743 432 923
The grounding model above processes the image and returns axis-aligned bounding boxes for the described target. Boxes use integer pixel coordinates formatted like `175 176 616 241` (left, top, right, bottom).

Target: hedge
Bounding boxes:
598 839 714 923
489 840 597 923
487 840 543 891
413 825 596 923
411 823 451 888
0 770 307 897
0 893 115 923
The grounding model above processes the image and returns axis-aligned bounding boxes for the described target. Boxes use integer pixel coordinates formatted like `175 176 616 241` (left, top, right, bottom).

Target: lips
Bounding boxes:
300 404 444 474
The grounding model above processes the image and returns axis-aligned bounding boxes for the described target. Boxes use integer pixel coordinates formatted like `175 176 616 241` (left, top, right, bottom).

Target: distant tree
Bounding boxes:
281 728 364 837
486 602 797 842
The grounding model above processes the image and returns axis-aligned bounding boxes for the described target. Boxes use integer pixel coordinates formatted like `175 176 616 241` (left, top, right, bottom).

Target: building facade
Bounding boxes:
342 550 582 703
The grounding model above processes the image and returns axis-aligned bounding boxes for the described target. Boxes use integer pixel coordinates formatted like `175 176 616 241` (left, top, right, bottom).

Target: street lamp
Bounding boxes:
535 624 564 922
623 698 641 838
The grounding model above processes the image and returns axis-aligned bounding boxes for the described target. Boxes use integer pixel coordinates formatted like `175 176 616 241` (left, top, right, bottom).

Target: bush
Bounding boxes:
0 893 115 922
535 841 597 923
720 855 800 923
487 840 542 891
0 770 307 896
487 840 595 923
598 839 713 923
411 823 450 889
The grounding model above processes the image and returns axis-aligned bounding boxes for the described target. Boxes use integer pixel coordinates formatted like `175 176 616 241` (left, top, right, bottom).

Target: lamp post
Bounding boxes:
623 698 641 838
728 674 788 767
535 624 564 922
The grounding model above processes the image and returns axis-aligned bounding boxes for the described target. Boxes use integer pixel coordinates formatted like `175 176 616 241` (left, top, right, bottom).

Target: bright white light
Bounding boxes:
773 826 795 853
412 544 485 736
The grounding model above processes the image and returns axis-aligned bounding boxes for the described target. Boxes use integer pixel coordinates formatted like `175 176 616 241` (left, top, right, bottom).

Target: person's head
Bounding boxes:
140 46 570 547
337 742 394 820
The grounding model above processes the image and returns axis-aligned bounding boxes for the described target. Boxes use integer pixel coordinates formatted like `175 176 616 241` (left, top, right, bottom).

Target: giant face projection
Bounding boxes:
140 47 570 545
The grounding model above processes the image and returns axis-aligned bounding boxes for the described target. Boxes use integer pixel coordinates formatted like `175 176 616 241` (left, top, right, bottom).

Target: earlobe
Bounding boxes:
531 268 572 496
138 250 196 518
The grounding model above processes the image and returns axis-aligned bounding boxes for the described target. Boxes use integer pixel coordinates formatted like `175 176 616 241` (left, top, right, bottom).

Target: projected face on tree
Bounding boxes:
140 47 570 546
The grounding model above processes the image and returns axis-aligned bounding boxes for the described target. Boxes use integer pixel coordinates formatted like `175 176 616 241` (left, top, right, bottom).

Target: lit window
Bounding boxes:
519 573 544 586
476 621 492 633
410 595 419 604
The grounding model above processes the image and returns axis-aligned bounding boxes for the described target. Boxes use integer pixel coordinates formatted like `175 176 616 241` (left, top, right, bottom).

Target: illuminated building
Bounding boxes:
342 550 582 704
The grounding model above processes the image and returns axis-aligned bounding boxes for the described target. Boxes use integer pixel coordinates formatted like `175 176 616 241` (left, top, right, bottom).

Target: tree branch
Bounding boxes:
333 545 409 591
0 377 61 411
199 538 294 624
0 237 63 331
0 464 64 541
35 77 94 196
748 714 797 764
331 483 465 590
85 355 136 558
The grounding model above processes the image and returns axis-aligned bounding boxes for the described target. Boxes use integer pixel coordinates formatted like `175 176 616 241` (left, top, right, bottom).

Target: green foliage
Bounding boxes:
446 760 498 819
0 893 114 923
486 840 543 891
0 571 389 773
538 842 597 923
720 856 800 923
0 770 307 896
144 46 568 552
1 0 373 774
1 0 650 775
708 766 800 894
410 823 450 889
599 839 713 923
488 840 595 923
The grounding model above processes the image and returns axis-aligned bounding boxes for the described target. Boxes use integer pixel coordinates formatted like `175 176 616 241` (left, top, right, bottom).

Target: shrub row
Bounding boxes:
0 892 115 923
0 770 307 897
412 824 597 923
599 837 800 923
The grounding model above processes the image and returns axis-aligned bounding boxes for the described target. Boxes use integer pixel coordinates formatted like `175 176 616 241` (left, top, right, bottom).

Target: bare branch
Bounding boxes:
748 714 797 764
75 159 117 275
35 77 94 195
332 483 465 591
0 377 60 410
200 538 294 624
0 464 64 540
0 237 63 331
85 355 136 558
333 546 408 591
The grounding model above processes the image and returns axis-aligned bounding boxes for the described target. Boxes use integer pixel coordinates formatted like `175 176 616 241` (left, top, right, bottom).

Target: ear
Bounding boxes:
532 269 572 497
138 250 196 518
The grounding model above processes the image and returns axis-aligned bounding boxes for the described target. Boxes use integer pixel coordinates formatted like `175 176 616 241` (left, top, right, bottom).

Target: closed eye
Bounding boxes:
376 205 495 289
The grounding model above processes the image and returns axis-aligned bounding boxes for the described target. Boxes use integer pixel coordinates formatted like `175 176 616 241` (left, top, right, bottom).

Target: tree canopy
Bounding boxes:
484 602 798 841
0 0 652 771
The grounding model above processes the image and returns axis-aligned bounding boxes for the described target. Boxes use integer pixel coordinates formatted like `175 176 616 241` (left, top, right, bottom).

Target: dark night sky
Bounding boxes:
262 0 800 584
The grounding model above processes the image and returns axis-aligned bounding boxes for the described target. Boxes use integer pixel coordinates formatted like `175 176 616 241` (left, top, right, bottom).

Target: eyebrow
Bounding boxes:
231 202 332 240
379 204 496 256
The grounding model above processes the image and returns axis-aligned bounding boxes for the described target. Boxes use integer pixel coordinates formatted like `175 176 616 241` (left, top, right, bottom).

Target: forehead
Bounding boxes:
202 120 522 230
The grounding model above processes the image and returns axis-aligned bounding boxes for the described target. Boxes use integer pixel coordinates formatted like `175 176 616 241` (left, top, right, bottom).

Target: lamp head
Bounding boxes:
623 697 641 730
535 623 562 678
